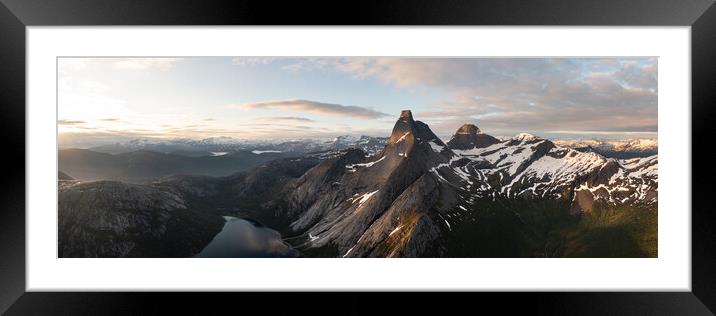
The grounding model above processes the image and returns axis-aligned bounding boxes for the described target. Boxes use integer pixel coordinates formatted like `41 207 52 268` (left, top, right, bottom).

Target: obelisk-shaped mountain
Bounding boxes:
282 110 467 257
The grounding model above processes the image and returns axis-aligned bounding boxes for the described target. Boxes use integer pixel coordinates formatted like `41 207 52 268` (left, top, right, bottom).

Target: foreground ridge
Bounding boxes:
278 110 657 257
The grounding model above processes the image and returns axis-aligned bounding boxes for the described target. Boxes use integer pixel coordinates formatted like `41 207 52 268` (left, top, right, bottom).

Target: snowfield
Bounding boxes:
429 133 657 206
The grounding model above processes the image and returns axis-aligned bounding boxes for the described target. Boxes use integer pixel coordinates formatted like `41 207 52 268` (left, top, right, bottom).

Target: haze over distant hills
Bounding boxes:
553 139 657 159
59 135 390 183
58 148 287 183
82 135 657 157
67 134 655 179
84 135 389 156
58 110 657 258
61 135 657 184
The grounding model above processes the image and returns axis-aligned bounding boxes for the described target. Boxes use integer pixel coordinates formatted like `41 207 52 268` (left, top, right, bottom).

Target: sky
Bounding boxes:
58 57 657 147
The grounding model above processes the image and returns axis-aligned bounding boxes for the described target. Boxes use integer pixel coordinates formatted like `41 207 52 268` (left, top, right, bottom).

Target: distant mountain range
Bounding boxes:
82 133 656 161
86 135 390 157
58 148 288 183
60 135 390 183
553 139 657 159
58 110 657 258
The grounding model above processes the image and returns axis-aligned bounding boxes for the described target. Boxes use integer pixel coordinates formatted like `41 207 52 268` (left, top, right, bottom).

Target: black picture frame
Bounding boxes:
1 0 714 314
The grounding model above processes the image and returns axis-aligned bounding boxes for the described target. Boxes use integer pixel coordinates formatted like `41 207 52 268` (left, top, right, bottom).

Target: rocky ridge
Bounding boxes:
277 111 658 257
58 110 658 258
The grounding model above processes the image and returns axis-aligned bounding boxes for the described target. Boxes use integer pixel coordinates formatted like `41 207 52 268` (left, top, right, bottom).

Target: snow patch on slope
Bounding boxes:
428 141 445 153
252 150 282 154
346 156 386 172
396 132 411 143
352 190 380 205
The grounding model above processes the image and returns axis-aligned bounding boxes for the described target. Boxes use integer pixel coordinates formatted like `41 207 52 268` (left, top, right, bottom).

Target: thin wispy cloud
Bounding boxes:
60 58 184 73
232 99 390 119
232 57 277 66
283 57 473 88
58 119 86 125
285 57 657 135
546 130 657 135
258 116 316 123
58 57 657 147
111 58 183 71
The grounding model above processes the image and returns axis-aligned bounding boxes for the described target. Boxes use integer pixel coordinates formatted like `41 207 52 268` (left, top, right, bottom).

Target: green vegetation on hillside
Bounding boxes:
564 203 657 258
446 198 657 258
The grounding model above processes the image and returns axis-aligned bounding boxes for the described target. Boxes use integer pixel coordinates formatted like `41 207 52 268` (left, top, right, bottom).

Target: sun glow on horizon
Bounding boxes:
58 57 657 147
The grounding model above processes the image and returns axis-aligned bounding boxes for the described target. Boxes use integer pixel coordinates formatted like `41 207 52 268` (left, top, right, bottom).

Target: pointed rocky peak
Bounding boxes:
446 123 499 150
376 110 453 170
456 124 482 135
399 110 414 123
387 110 445 148
389 110 418 144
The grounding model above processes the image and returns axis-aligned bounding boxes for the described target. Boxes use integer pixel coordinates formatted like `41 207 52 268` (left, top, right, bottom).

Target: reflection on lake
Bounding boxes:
195 216 300 258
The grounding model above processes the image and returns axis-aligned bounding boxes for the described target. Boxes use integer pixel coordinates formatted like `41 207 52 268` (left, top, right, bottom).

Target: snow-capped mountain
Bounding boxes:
274 110 658 257
553 138 657 159
445 132 657 213
278 110 458 257
329 135 359 146
58 110 658 258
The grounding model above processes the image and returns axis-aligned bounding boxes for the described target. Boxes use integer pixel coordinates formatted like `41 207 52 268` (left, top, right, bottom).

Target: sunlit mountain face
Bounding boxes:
58 111 657 258
57 57 656 258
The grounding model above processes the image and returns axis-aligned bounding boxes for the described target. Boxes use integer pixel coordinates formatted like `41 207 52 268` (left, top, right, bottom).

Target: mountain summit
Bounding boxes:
457 123 481 135
58 109 659 258
446 123 500 150
281 110 460 257
278 110 657 257
399 109 414 121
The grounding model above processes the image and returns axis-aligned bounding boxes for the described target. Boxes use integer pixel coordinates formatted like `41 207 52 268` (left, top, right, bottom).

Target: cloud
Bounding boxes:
283 57 473 88
111 58 183 71
57 119 86 125
233 99 390 119
545 130 657 135
58 76 130 122
614 60 658 90
58 58 89 75
283 57 657 136
100 118 122 122
59 57 658 142
258 116 316 123
59 58 184 74
232 57 276 66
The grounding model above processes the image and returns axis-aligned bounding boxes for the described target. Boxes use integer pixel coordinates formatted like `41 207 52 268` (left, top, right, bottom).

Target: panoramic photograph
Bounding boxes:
57 57 658 258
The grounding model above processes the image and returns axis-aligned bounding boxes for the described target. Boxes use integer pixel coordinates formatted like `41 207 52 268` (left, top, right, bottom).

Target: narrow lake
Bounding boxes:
195 216 300 258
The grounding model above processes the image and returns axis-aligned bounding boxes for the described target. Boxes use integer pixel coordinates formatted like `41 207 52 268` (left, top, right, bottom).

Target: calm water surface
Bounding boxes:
195 216 299 258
